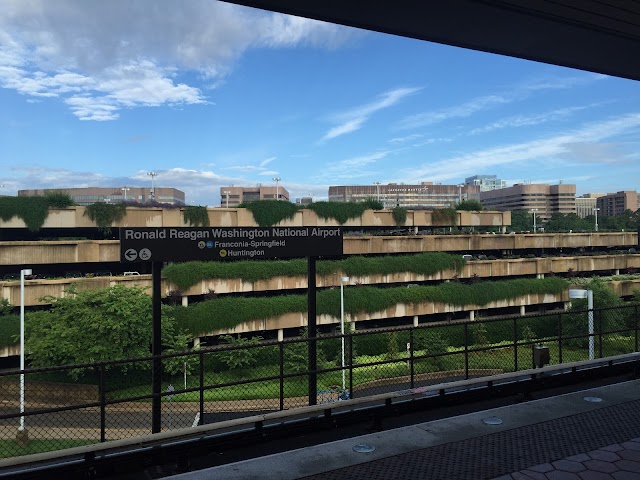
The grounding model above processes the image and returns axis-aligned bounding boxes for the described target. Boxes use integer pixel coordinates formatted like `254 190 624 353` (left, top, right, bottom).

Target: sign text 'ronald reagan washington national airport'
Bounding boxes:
120 227 343 262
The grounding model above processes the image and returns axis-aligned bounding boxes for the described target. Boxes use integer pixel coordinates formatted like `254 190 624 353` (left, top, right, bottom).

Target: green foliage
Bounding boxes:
241 200 299 227
306 200 382 225
26 285 192 377
173 277 569 337
0 299 11 316
414 330 449 368
392 206 407 226
216 335 262 369
386 331 399 359
544 213 590 233
164 252 466 290
284 328 309 373
470 322 488 346
183 205 210 226
432 208 457 226
509 210 533 232
455 199 483 211
0 314 19 348
0 193 73 231
84 203 127 232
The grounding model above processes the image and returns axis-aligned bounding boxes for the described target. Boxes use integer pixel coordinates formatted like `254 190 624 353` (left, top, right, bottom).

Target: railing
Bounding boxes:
0 303 638 460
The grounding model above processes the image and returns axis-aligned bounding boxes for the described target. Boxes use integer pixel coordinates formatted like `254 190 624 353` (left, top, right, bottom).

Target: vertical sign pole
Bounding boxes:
307 256 317 405
152 261 163 433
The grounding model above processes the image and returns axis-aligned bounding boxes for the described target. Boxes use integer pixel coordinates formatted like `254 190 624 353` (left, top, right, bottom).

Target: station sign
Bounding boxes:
119 227 343 262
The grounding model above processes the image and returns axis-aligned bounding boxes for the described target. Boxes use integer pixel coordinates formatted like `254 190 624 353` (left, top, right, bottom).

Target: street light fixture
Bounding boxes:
340 276 350 391
147 172 157 202
457 184 464 203
594 207 600 232
530 208 539 233
569 289 595 360
121 186 130 202
272 177 281 200
222 190 231 208
373 182 381 203
19 268 32 439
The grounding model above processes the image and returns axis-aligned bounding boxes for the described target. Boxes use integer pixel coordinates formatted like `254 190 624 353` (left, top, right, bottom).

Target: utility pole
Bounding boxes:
147 172 157 202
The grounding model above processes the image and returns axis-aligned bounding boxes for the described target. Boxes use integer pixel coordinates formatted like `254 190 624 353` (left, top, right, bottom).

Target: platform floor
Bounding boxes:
169 379 640 480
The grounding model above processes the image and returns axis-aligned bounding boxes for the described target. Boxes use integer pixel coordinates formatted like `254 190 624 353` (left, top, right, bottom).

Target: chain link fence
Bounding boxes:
1 303 638 459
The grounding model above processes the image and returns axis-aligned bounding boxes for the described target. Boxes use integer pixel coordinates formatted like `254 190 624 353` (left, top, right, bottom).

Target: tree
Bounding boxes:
455 199 483 211
26 285 192 377
216 334 262 369
544 213 589 233
509 210 533 232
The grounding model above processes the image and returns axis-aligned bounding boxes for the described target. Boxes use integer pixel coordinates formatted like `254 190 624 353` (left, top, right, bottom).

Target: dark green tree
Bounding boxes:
455 199 483 211
509 210 533 232
544 213 589 233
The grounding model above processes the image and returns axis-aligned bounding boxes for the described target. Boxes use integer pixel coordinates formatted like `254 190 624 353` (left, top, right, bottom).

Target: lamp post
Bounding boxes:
121 186 130 202
147 172 157 202
530 208 538 233
594 207 600 232
19 268 32 438
457 184 463 203
223 190 230 208
272 177 281 200
569 289 594 360
340 276 349 391
373 181 381 202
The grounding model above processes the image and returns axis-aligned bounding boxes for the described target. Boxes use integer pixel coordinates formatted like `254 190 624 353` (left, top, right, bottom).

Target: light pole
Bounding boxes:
373 182 381 202
272 177 281 200
569 289 594 360
594 207 600 232
121 186 130 202
340 276 349 391
19 268 32 438
147 172 157 202
223 190 230 208
530 208 538 233
457 184 463 204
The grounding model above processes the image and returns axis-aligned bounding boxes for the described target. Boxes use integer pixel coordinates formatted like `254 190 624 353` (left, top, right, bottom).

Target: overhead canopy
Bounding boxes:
221 0 640 81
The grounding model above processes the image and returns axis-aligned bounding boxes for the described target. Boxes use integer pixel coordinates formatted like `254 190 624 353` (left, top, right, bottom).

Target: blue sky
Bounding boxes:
1 1 639 206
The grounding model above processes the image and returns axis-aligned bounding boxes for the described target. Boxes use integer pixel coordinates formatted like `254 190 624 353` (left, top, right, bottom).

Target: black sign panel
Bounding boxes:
120 227 343 262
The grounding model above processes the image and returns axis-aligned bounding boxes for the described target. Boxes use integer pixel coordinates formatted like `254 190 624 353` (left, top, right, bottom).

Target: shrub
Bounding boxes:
183 205 210 226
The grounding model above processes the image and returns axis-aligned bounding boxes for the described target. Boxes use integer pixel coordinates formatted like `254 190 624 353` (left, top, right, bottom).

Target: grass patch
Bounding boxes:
0 439 97 459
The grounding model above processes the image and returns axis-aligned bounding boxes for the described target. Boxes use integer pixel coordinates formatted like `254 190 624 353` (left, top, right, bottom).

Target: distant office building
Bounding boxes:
596 191 639 216
18 187 185 205
479 183 576 221
464 175 507 192
296 197 313 205
576 193 605 218
220 185 290 207
328 182 480 209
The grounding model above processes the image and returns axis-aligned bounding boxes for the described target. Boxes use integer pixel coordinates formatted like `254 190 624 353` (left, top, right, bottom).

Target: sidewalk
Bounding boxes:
169 379 640 480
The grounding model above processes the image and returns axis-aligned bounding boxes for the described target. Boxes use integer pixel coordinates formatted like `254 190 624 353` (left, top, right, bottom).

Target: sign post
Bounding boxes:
120 226 343 427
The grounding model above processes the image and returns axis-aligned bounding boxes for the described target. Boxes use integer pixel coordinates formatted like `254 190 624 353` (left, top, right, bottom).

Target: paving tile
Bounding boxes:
621 443 640 452
490 476 514 480
578 471 615 480
519 469 548 479
620 451 640 462
612 472 640 480
602 446 625 453
547 471 582 480
512 473 532 480
553 460 587 473
583 460 619 474
590 451 623 462
616 460 640 473
529 463 555 473
567 454 592 462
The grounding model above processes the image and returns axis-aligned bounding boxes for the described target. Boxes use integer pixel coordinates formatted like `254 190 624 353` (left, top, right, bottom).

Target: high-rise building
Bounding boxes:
219 185 290 207
576 193 605 218
596 191 639 216
328 182 480 209
479 183 576 221
464 175 507 192
18 187 185 205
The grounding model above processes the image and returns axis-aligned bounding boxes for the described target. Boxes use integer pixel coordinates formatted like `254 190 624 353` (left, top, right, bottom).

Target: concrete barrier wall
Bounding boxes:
1 233 637 265
3 256 639 306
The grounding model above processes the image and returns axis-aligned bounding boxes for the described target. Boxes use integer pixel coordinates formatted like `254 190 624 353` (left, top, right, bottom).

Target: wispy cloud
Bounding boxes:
399 113 640 182
316 151 390 180
320 87 421 142
259 156 276 167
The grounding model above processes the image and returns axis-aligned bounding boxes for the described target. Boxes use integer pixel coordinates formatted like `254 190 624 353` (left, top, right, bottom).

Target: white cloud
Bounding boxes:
321 87 421 142
0 0 356 120
259 156 276 167
400 113 640 182
316 151 390 180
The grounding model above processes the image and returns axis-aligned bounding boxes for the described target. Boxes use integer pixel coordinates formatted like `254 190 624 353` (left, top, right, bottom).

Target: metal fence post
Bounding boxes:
635 304 639 353
464 323 469 380
558 312 563 364
513 318 518 372
349 332 354 400
279 342 285 411
409 329 415 389
598 309 603 359
199 351 204 425
99 365 106 443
